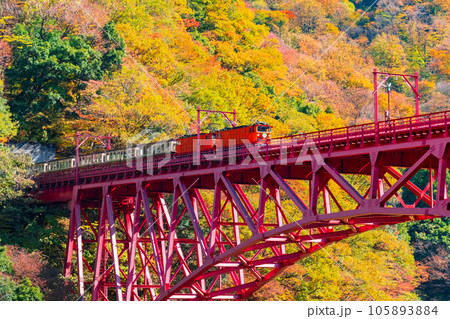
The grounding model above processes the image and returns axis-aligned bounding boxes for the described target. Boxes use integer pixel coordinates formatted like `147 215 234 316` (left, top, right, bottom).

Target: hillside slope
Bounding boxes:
0 0 448 301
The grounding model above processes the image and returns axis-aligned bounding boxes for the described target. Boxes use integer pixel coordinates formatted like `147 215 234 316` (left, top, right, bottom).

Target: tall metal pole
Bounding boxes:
414 72 419 116
197 106 201 162
387 83 391 121
76 132 80 185
373 68 378 125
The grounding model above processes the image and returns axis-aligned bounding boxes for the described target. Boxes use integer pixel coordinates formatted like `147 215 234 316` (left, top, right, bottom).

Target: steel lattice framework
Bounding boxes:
35 111 450 301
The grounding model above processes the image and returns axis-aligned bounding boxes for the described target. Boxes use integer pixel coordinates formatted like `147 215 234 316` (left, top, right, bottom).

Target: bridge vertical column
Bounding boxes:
309 160 322 216
139 192 160 300
125 184 142 301
433 143 449 207
155 194 167 272
209 174 222 257
74 191 85 299
105 193 123 301
64 187 85 299
322 182 331 215
257 167 269 232
232 205 244 285
270 186 286 254
370 152 383 201
64 192 76 278
93 188 107 301
189 191 206 291
321 179 332 232
164 181 181 291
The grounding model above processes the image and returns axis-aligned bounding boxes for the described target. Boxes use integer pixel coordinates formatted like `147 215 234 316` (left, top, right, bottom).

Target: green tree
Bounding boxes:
0 79 17 142
0 244 13 274
0 197 68 269
369 33 407 72
0 145 33 203
14 278 43 301
5 20 124 143
0 276 16 301
100 21 126 77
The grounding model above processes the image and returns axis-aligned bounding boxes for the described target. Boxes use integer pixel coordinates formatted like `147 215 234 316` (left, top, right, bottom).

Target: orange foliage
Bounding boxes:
6 245 45 287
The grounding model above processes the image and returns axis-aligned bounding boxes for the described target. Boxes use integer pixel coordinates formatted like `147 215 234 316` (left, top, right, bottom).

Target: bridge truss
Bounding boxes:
35 111 450 300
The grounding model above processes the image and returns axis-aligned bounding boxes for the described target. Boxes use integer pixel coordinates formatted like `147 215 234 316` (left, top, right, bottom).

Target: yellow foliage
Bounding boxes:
378 91 415 120
185 70 275 127
429 48 450 76
316 112 346 130
325 23 340 35
253 229 426 301
80 64 189 144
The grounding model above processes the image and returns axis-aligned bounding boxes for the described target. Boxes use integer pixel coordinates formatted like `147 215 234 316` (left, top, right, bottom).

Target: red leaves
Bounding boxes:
280 10 297 20
0 41 12 70
6 245 45 287
183 18 200 30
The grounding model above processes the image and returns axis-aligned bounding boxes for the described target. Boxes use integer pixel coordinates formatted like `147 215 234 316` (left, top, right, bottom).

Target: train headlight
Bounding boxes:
263 133 267 138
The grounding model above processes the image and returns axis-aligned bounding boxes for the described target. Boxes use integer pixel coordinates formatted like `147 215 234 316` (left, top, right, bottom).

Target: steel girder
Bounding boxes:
63 138 450 301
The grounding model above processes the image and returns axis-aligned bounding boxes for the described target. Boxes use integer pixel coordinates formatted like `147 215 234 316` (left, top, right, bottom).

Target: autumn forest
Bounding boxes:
0 0 449 301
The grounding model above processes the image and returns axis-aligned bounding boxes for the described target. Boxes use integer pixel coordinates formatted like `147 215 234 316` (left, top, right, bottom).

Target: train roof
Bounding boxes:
179 132 211 138
219 122 270 131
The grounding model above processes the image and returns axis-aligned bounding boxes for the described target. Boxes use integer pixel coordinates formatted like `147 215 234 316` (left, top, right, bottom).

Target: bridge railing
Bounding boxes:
269 109 450 149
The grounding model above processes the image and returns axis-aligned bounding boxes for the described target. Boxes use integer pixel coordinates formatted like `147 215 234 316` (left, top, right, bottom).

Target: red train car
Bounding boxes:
219 123 272 148
176 132 217 154
175 123 272 154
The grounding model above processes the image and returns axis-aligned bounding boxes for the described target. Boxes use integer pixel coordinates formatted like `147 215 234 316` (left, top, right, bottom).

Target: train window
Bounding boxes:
212 133 216 139
257 126 272 133
249 127 251 133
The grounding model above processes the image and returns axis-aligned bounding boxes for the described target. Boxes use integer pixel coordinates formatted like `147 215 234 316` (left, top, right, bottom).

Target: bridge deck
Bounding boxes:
36 110 450 201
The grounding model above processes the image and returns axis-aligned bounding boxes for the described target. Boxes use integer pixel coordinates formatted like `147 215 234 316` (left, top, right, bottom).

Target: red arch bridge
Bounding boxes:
35 111 450 301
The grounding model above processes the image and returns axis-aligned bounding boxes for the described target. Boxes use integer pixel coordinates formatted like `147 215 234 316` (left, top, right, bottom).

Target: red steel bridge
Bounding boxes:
34 110 450 301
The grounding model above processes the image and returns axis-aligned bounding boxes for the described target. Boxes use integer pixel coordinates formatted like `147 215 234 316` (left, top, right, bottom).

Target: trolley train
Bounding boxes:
34 123 272 174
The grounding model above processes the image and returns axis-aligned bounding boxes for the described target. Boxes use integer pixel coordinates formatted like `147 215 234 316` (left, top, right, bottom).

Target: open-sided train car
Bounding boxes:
34 140 179 174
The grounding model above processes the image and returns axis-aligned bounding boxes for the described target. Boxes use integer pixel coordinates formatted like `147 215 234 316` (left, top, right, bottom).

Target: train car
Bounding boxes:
33 139 180 174
219 122 272 147
147 140 179 157
176 132 217 154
